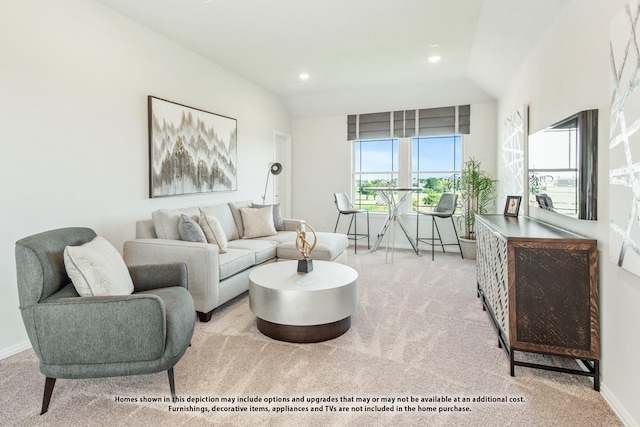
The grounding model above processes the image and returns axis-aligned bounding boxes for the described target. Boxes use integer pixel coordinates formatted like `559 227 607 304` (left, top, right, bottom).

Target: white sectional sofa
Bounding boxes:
123 201 348 322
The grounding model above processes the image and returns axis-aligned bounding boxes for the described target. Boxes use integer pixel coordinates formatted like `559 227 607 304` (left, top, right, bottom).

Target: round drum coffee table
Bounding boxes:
249 260 358 343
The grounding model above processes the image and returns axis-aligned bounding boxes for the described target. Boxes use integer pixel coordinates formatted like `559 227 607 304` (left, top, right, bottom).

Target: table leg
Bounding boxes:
370 189 421 256
396 214 420 255
385 215 396 263
371 213 392 252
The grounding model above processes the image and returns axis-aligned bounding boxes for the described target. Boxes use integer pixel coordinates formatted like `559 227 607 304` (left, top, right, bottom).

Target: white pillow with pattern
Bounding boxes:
64 236 134 297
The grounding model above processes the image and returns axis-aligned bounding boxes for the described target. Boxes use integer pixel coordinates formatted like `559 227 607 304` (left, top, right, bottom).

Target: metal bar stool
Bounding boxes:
333 192 370 254
416 192 463 260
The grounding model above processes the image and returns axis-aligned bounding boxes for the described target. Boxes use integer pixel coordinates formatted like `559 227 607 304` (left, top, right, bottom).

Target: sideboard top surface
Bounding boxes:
477 214 594 241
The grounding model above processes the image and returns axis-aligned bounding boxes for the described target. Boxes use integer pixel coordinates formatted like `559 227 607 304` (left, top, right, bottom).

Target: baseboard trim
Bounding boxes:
0 341 31 360
600 382 639 427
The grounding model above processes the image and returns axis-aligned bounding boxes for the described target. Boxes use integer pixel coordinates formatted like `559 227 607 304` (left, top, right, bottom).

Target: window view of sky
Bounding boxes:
413 136 461 172
355 139 398 173
353 135 462 210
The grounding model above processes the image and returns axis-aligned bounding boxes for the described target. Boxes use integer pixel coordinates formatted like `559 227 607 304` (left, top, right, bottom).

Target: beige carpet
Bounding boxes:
0 249 622 426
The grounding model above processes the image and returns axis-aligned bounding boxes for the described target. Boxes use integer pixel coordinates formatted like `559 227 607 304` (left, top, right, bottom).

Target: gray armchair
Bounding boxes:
15 227 196 414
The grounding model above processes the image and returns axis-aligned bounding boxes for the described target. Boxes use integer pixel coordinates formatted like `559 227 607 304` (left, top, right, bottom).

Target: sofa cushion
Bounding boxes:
178 214 207 243
240 206 277 239
199 204 240 241
63 236 134 297
229 200 253 237
255 231 298 245
277 232 348 262
152 207 200 240
252 202 284 231
136 219 157 239
227 239 277 264
218 249 255 280
199 213 228 253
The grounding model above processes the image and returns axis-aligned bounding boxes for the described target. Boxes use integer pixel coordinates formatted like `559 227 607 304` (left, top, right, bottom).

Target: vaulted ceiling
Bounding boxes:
96 0 571 116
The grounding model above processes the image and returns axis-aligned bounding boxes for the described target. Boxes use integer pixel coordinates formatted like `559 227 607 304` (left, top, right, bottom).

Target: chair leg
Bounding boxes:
354 213 358 254
346 215 356 253
168 368 176 398
451 216 464 259
334 213 341 233
40 377 56 415
433 219 445 252
431 216 435 261
416 212 420 250
366 211 370 250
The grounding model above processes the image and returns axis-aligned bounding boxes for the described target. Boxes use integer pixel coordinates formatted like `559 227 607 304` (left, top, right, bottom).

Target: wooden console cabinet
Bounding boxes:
475 214 600 390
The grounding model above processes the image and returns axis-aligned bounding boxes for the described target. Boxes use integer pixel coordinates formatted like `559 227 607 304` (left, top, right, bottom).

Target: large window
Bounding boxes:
412 135 461 210
353 139 398 211
353 135 462 211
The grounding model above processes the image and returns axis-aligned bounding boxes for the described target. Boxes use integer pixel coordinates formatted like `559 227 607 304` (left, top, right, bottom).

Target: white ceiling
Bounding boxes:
96 0 571 114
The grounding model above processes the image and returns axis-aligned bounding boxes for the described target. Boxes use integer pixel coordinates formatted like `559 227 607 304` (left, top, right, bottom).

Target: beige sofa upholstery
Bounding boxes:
123 202 348 322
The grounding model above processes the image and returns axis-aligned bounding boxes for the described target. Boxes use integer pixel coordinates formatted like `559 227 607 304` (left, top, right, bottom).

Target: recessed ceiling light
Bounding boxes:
299 73 310 80
428 55 441 63
429 43 440 48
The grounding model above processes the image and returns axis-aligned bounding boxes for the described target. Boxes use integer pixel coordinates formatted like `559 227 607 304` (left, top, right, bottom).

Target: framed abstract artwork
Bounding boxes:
148 96 237 198
498 105 527 215
610 2 640 276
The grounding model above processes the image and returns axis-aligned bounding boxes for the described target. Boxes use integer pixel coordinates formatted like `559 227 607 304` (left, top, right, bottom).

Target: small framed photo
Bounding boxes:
536 194 550 210
504 196 522 217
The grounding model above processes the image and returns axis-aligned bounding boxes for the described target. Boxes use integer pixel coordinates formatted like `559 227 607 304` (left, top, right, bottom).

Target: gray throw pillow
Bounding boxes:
178 214 206 243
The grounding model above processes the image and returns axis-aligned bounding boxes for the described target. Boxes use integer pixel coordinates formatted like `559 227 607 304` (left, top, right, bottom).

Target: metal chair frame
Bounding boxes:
333 193 370 254
416 193 464 260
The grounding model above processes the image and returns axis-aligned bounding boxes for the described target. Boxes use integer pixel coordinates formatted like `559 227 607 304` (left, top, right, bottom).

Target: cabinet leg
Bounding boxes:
510 349 515 377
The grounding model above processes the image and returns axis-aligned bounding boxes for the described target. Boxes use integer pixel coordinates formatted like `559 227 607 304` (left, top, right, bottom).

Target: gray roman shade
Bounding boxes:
393 110 416 138
358 112 391 139
458 105 470 134
347 115 357 140
393 111 404 138
347 105 470 140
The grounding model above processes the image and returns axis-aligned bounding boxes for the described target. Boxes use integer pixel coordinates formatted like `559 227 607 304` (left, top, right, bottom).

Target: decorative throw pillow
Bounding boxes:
252 202 284 231
229 200 253 237
178 214 207 243
151 207 200 240
240 206 277 239
63 236 134 297
199 213 228 253
198 204 240 241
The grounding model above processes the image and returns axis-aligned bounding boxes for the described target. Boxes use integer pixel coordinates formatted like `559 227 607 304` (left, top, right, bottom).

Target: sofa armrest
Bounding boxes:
34 294 167 366
283 218 305 232
128 263 188 292
123 239 221 314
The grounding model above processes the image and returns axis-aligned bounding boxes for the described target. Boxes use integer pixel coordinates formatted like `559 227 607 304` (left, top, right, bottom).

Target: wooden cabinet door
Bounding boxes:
508 240 599 359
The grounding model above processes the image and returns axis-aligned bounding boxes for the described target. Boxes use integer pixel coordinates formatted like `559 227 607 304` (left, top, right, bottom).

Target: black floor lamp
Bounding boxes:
262 162 282 204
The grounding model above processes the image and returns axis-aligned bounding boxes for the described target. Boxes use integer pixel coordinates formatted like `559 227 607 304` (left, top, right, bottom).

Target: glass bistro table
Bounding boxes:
368 186 423 259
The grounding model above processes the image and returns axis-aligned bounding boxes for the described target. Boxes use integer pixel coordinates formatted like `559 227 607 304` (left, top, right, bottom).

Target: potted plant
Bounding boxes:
457 157 498 259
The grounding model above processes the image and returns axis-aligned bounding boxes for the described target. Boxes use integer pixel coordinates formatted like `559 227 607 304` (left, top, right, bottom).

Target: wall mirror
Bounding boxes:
527 109 598 220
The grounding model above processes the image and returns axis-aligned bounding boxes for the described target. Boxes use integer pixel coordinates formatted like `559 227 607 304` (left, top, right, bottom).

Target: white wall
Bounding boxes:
283 78 494 119
290 102 497 249
498 0 640 425
0 0 290 356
